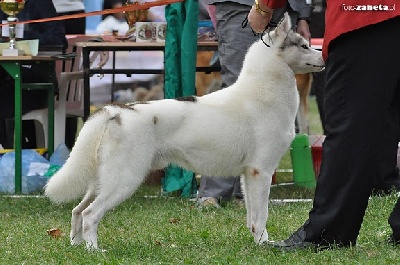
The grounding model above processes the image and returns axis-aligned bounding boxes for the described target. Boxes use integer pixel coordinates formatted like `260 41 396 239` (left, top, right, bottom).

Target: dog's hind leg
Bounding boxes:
70 184 96 246
243 167 273 244
81 167 149 250
81 189 133 250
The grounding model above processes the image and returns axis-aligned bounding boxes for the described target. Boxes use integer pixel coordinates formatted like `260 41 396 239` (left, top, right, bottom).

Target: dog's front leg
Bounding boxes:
240 175 252 231
244 167 273 244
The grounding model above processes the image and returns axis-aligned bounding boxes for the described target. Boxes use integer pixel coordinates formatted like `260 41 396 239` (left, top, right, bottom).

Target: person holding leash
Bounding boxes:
250 0 400 250
197 0 311 207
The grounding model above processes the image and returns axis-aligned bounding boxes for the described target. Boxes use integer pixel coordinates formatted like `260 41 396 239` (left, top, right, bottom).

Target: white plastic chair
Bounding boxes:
21 71 85 148
21 38 109 149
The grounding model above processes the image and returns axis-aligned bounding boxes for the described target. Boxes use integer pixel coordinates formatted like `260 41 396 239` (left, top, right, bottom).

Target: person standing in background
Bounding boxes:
52 0 86 34
97 0 129 35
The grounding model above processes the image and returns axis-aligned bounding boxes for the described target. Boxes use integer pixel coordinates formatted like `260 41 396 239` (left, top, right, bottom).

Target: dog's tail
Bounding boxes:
45 108 113 203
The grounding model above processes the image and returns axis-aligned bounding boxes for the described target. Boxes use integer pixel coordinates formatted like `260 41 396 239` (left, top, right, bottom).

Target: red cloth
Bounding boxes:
323 1 400 59
205 4 217 29
261 0 286 9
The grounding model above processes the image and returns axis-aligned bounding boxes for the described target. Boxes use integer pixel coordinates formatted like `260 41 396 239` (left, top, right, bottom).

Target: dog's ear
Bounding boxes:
275 12 291 36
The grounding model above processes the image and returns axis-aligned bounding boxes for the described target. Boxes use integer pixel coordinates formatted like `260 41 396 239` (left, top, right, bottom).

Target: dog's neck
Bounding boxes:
239 40 294 80
230 39 298 107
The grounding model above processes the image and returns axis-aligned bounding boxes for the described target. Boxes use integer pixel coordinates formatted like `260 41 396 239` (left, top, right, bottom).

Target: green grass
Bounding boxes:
0 188 399 264
1 97 399 264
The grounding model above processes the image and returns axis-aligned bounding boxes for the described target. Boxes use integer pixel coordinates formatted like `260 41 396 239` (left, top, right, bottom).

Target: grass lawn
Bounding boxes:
1 97 399 264
0 188 399 264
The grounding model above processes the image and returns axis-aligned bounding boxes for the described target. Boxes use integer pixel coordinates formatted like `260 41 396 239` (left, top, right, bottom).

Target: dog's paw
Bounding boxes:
85 242 107 252
70 235 84 246
86 245 107 252
254 229 269 245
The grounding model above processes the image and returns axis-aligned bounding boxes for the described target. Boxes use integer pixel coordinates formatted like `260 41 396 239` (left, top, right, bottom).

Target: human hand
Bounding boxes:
296 19 311 44
248 4 273 33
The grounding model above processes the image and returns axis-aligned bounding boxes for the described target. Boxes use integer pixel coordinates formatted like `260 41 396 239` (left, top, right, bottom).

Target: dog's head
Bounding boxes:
264 13 324 74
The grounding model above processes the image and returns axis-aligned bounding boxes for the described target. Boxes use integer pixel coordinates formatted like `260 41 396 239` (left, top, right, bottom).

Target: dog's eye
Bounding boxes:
301 44 309 49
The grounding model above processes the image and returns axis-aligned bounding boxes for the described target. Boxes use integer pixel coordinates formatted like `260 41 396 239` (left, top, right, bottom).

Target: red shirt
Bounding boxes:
262 0 286 9
323 0 400 59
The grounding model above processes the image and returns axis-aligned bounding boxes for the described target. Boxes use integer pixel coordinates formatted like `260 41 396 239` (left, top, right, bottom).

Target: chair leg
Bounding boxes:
33 120 46 148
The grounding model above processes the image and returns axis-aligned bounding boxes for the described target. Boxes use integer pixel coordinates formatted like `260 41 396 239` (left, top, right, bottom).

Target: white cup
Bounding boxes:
135 22 153 42
153 22 167 43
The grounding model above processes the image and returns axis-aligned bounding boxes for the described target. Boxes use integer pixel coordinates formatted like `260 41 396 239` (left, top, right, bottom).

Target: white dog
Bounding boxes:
45 13 324 250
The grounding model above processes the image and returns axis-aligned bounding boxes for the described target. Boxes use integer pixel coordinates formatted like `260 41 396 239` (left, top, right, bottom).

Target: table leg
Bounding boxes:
2 62 22 193
14 65 22 194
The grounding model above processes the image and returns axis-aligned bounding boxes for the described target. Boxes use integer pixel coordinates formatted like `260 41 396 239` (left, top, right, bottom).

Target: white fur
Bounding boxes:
45 13 324 250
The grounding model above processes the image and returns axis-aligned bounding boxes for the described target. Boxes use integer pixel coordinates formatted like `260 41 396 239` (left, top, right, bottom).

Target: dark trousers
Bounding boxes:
58 10 86 35
304 17 400 246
